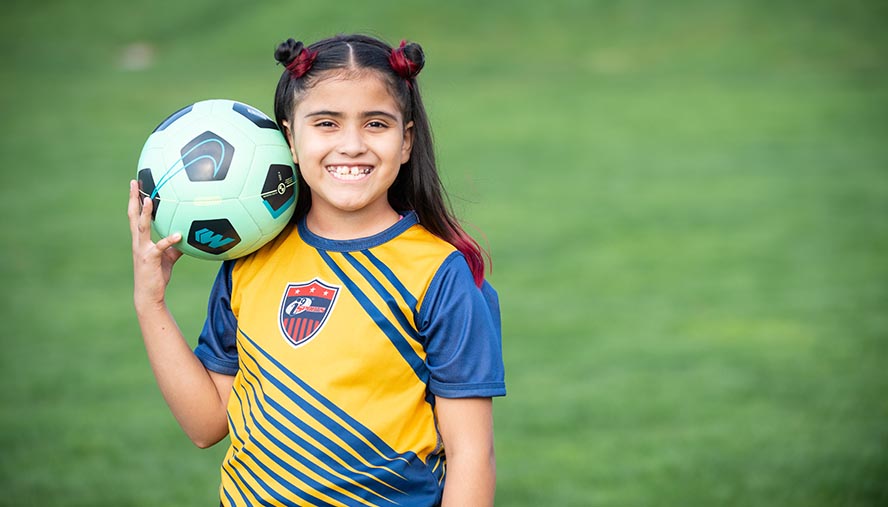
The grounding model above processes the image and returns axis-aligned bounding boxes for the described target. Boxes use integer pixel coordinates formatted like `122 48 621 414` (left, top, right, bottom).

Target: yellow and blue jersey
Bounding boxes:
195 211 506 506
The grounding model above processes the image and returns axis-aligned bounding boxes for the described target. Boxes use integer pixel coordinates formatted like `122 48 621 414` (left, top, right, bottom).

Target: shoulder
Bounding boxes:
232 223 301 277
359 216 459 295
418 251 506 398
418 251 497 326
382 215 458 260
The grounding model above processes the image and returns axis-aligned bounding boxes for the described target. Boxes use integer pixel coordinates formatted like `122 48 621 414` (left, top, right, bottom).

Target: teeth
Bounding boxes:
327 166 372 179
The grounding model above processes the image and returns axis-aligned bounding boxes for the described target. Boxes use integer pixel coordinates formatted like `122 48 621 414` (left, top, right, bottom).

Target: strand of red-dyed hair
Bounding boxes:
284 44 318 79
451 227 488 287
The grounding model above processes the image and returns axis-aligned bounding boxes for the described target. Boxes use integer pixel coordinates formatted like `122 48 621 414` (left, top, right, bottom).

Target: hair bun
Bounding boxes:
390 40 424 81
275 38 317 79
274 38 305 67
401 41 425 75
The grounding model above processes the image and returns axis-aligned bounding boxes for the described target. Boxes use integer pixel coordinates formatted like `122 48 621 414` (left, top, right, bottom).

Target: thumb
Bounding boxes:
155 232 183 252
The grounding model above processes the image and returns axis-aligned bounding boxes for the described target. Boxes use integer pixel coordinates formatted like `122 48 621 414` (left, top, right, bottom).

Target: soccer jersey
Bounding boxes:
194 211 506 506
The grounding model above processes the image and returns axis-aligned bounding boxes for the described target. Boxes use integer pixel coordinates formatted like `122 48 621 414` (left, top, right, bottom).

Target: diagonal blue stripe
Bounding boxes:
240 366 410 491
359 250 418 310
229 405 314 506
237 365 406 503
226 413 281 506
317 250 429 384
231 390 340 507
233 450 318 507
342 252 422 344
224 453 275 506
238 328 411 467
232 386 356 506
232 328 444 504
222 461 251 506
221 485 237 507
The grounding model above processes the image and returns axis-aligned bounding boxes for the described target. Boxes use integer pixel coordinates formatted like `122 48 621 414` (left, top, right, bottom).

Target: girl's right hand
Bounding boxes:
127 179 183 309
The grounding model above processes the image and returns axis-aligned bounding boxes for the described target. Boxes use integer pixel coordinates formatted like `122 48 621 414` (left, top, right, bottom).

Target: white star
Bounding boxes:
310 287 316 293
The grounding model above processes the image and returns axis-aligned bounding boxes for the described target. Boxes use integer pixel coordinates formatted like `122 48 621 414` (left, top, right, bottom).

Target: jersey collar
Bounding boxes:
297 211 418 252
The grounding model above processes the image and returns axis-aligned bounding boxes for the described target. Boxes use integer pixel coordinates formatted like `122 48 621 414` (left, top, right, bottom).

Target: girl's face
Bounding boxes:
286 71 413 227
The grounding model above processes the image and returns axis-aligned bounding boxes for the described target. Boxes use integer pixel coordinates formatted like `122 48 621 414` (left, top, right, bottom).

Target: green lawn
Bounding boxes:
2 0 886 505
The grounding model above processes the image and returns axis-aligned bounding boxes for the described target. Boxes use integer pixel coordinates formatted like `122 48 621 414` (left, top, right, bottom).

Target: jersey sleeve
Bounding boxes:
193 260 239 375
419 252 506 399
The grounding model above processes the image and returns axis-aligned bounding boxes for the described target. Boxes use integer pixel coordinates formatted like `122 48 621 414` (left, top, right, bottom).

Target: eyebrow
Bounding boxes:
304 110 400 122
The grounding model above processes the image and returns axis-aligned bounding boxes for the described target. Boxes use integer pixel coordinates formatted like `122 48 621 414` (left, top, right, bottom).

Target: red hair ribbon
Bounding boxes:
389 40 419 83
285 46 318 79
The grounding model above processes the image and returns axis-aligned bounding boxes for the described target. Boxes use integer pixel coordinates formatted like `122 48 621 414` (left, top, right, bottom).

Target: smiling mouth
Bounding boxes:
326 165 373 181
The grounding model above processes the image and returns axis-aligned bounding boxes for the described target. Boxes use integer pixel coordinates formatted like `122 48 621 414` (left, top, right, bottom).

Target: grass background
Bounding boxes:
2 0 887 505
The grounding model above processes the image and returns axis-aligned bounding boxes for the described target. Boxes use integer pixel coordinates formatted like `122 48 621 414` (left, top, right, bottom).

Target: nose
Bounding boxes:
337 124 367 157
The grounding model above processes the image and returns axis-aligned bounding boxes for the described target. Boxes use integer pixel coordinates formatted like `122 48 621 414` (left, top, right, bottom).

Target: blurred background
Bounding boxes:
2 0 886 505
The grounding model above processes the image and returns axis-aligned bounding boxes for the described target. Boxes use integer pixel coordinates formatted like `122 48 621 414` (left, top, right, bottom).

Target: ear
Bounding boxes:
401 121 414 164
281 120 298 164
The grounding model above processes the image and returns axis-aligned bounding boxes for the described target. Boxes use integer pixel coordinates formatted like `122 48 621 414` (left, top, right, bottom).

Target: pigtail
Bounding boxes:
388 41 490 286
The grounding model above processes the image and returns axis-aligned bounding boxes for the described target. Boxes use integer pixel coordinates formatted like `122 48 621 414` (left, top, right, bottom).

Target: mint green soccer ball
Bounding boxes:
137 99 296 260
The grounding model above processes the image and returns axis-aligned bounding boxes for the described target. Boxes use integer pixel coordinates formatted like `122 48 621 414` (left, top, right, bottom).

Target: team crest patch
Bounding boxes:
279 279 340 347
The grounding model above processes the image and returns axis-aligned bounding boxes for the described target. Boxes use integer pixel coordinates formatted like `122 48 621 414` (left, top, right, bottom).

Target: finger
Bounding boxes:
137 196 154 240
127 180 142 238
154 232 182 252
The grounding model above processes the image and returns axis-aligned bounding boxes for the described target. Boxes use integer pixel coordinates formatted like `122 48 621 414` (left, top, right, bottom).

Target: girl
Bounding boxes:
128 34 505 506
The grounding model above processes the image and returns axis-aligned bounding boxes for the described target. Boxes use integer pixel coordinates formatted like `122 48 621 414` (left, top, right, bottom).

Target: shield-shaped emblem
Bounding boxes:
279 279 340 347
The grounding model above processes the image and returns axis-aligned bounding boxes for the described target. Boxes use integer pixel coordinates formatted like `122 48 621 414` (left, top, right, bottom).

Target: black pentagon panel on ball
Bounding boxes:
232 102 279 130
188 219 242 255
153 104 193 133
261 164 296 218
181 131 234 181
137 168 161 220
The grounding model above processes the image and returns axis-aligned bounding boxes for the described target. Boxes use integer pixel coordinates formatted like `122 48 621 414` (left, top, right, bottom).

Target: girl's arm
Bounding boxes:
128 180 232 448
436 397 496 506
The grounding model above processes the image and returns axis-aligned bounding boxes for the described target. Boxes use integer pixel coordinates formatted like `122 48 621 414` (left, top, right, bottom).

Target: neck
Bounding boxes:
305 202 401 240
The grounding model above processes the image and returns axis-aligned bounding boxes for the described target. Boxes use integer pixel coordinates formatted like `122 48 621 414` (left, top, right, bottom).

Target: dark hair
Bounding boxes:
273 34 489 286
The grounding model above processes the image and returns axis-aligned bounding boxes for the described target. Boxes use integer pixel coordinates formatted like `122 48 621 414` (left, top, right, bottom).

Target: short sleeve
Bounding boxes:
419 252 506 398
194 260 239 375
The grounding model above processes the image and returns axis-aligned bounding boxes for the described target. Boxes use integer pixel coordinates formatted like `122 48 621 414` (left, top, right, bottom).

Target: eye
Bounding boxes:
366 120 389 129
314 120 337 128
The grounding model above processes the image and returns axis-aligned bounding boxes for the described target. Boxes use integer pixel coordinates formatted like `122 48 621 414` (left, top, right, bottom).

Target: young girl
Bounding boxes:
127 34 506 506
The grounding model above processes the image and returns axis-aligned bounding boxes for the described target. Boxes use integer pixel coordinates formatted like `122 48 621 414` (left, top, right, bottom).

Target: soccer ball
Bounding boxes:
137 99 296 260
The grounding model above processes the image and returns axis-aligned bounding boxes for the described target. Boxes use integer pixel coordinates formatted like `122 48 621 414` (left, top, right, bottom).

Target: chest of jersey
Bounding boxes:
228 224 455 456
